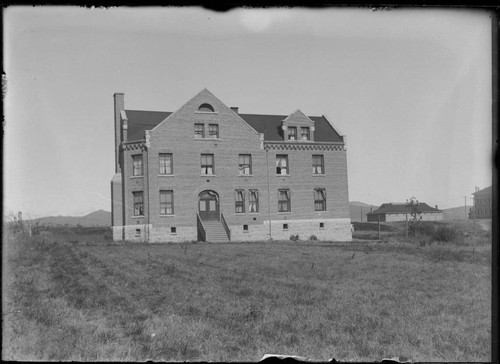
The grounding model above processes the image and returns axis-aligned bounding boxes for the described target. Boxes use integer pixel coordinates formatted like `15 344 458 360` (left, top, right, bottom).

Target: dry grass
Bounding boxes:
2 224 492 362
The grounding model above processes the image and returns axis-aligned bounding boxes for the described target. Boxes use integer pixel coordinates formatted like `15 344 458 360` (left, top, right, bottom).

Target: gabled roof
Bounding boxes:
123 110 343 143
239 114 343 142
124 110 172 141
367 203 442 215
473 186 491 196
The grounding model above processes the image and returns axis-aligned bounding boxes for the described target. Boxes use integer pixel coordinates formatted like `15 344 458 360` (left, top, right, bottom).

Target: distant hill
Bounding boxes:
33 209 111 227
442 206 472 221
349 201 378 222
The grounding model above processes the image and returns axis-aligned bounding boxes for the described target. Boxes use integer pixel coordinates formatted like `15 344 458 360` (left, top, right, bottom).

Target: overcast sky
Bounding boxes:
4 6 493 218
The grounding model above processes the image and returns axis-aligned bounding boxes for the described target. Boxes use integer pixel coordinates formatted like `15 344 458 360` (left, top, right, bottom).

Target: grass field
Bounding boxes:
2 223 492 362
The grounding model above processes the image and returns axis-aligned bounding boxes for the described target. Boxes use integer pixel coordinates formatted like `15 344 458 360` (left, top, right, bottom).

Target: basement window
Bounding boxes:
283 223 289 231
135 228 141 237
171 227 177 234
243 224 249 232
319 222 325 229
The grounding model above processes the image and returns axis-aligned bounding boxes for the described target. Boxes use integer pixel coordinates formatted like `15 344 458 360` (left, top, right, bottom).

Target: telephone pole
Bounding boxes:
464 196 467 220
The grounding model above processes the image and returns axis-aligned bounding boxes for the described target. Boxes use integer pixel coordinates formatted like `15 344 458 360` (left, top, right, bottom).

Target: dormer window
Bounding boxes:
198 103 214 112
288 127 297 140
301 127 310 141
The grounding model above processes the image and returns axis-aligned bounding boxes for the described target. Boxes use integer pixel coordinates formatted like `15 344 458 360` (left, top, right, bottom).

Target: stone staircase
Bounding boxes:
202 220 230 242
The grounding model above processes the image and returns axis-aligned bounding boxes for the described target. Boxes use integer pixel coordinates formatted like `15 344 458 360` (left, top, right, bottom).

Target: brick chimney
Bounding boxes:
230 106 239 113
114 92 125 173
435 205 438 210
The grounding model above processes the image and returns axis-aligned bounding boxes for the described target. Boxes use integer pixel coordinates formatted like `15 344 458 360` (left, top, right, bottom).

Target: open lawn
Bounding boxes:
2 226 491 362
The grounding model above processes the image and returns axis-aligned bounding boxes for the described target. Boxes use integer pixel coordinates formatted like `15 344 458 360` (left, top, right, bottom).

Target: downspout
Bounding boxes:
145 131 151 243
266 147 272 241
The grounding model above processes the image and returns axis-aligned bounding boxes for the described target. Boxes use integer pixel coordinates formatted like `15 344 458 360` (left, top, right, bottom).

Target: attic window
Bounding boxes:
198 103 215 112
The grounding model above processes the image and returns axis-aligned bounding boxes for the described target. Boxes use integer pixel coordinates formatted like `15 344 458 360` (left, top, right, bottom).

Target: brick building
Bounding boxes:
366 202 443 222
473 186 492 218
111 89 352 242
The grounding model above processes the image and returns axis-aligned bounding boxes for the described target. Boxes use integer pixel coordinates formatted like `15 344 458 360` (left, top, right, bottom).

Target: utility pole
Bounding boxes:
360 206 363 222
464 196 467 220
472 194 476 235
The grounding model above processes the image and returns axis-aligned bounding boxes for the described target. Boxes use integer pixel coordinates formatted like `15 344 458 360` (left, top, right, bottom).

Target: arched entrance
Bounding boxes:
198 190 219 221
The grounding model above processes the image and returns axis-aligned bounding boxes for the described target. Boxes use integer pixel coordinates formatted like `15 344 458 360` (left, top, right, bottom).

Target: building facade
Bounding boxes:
473 186 492 218
111 89 352 242
366 203 443 222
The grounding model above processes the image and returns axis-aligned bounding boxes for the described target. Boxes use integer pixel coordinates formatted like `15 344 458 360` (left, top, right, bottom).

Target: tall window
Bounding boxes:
276 155 288 175
132 154 143 176
133 191 144 216
209 124 219 138
160 190 174 215
239 154 252 175
249 190 259 213
288 127 297 140
201 154 214 175
314 188 327 211
235 190 245 213
312 155 324 174
194 123 205 138
159 153 173 175
278 189 291 212
301 127 310 141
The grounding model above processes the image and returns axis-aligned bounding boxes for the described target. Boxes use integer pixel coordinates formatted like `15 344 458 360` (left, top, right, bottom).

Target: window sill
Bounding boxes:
194 137 221 141
158 174 175 177
278 211 292 214
243 230 249 233
160 214 175 217
201 174 216 177
276 174 290 177
238 174 253 177
248 212 260 214
312 174 326 177
132 215 144 218
130 175 144 179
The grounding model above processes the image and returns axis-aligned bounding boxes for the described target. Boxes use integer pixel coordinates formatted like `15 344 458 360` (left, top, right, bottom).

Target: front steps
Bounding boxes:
202 220 230 242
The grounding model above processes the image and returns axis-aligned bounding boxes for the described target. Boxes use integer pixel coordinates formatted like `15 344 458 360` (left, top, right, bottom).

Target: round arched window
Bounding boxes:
198 103 215 112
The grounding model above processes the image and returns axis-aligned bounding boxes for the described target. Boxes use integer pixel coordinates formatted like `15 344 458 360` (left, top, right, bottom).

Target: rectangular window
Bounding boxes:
132 154 143 176
208 124 219 138
288 127 297 140
301 127 310 141
160 190 174 215
201 154 214 175
283 223 289 230
171 227 177 234
249 189 259 213
133 191 144 216
276 155 288 175
239 154 252 175
278 189 291 212
159 153 173 175
235 190 245 213
314 188 327 211
243 224 249 232
313 155 324 174
194 123 205 138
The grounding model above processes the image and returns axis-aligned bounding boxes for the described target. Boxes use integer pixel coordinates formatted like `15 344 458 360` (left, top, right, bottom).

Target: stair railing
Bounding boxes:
221 213 231 241
197 213 206 242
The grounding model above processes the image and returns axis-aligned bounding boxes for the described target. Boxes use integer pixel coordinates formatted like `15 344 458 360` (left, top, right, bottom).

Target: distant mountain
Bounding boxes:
33 209 111 227
442 206 472 221
349 202 378 222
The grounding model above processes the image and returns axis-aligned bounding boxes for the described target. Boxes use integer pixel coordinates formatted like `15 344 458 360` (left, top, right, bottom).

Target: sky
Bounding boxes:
4 6 494 218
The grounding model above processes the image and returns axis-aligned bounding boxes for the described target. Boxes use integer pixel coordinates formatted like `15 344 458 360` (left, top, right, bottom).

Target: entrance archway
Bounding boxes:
198 190 219 221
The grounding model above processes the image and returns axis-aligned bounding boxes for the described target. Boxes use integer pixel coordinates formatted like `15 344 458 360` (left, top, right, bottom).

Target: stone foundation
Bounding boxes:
113 218 352 243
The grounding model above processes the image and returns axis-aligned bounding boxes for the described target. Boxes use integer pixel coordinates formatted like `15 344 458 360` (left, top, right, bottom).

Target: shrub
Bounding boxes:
309 235 318 241
290 234 300 241
433 225 459 242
